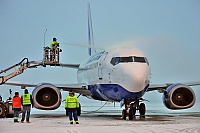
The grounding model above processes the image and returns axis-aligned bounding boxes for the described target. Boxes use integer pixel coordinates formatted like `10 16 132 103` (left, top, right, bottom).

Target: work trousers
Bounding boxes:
21 106 31 122
68 111 78 123
13 108 21 122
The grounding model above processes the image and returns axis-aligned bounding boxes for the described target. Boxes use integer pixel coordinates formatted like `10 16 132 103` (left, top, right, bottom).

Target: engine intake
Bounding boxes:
32 83 61 110
163 83 195 109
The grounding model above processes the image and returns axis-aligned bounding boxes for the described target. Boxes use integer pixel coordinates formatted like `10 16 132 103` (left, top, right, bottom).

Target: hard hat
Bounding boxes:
69 90 74 95
53 37 57 41
24 89 29 94
15 92 19 95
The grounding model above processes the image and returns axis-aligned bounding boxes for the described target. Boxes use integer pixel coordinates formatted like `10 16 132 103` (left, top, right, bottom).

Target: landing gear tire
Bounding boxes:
128 108 134 120
139 103 146 116
0 103 7 118
122 109 126 120
132 106 136 116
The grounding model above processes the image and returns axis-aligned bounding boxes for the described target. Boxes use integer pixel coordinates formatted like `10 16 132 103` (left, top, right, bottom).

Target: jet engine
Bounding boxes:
163 83 195 109
32 83 61 110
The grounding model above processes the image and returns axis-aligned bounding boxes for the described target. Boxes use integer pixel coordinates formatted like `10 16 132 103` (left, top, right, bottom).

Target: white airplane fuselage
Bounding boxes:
77 48 151 102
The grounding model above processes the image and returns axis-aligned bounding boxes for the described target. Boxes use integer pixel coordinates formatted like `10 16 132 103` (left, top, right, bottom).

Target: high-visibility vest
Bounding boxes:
50 41 59 49
22 93 31 105
65 96 79 108
12 96 21 108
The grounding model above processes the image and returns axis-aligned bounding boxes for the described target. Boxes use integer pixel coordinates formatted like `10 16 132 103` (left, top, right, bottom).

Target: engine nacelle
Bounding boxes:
163 83 195 109
32 83 61 110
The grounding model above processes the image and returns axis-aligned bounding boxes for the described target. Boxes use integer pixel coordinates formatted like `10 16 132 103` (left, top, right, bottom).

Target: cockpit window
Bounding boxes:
110 56 149 66
134 57 146 63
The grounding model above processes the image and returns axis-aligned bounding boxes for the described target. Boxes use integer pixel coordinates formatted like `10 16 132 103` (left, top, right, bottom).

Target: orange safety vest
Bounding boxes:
12 96 22 108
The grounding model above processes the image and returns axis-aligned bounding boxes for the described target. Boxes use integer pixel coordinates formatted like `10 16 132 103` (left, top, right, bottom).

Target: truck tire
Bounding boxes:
0 102 7 118
5 102 14 118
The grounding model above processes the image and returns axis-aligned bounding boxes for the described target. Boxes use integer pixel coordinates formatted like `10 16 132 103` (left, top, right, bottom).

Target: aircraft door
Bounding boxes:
98 52 108 80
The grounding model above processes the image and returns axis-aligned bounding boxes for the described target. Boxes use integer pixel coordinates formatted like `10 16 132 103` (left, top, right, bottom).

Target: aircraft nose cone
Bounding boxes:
125 74 146 92
122 65 150 92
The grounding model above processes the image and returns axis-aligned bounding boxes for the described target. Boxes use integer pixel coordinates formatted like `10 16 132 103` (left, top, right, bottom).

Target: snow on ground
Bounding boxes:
1 110 200 133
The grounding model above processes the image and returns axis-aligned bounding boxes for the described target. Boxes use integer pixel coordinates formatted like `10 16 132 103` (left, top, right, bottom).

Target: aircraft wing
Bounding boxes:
56 83 91 96
4 81 37 88
148 81 200 92
4 81 91 96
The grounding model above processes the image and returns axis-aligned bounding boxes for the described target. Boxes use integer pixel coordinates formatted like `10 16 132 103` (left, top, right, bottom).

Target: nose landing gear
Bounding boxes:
122 99 146 120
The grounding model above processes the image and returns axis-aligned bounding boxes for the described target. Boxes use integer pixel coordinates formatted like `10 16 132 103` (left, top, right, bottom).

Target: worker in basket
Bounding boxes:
50 37 61 62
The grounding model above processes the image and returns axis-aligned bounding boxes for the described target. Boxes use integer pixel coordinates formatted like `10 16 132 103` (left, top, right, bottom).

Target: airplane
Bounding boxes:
1 4 200 120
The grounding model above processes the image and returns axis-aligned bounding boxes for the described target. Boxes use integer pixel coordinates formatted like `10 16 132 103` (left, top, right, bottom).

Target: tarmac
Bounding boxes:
0 110 200 133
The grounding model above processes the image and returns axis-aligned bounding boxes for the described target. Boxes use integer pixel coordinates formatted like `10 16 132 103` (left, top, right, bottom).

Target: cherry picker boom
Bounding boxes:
0 46 66 117
0 58 33 85
0 46 64 86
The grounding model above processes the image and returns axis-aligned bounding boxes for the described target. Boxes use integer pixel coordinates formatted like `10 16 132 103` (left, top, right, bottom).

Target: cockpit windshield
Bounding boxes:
110 56 149 66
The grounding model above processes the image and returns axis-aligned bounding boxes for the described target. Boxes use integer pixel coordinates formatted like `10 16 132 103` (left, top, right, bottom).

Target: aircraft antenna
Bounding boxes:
44 29 47 47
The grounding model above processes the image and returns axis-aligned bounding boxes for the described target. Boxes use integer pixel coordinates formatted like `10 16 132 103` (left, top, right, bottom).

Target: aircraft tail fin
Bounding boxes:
88 3 96 56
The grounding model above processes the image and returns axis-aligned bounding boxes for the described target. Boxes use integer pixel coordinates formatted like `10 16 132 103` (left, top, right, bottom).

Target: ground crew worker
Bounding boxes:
12 92 22 123
65 90 79 124
50 37 59 49
50 37 60 61
21 89 33 123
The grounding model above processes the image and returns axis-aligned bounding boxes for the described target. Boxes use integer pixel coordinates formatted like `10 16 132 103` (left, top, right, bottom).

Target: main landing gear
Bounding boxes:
122 99 146 120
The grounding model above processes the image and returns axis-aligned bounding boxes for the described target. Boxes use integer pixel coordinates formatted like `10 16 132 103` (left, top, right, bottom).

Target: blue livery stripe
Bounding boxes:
88 84 149 102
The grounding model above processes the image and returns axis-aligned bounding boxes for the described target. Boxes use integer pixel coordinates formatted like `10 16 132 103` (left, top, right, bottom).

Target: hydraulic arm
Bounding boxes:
0 47 76 85
0 58 39 85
